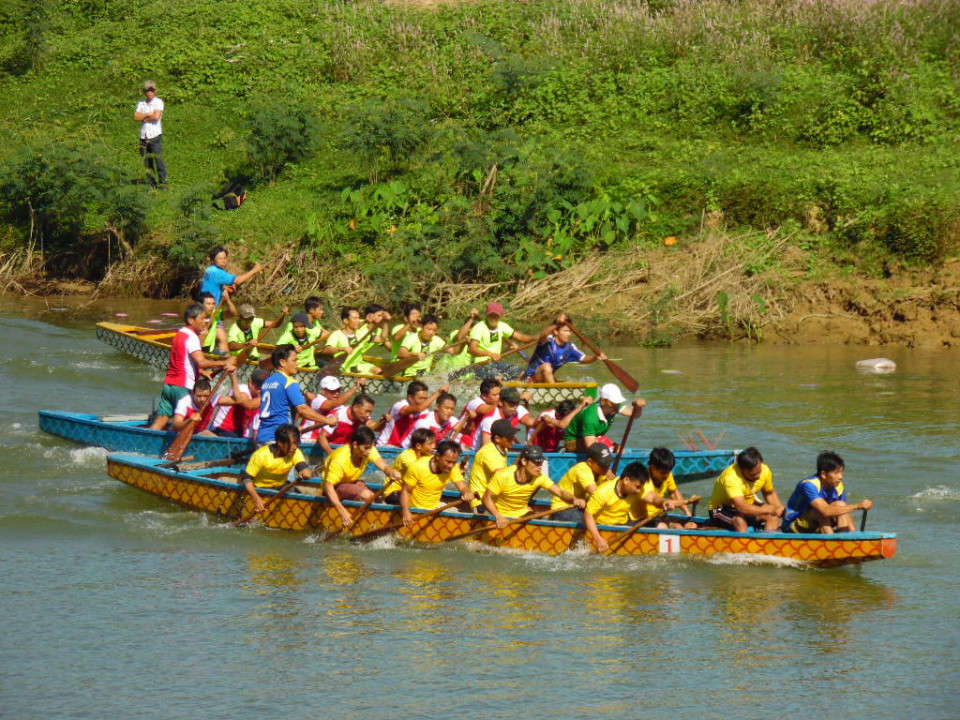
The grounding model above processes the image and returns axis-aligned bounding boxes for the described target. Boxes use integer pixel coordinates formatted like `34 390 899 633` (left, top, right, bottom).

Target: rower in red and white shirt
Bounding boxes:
316 394 383 454
404 391 466 447
453 378 501 449
377 381 448 448
171 378 219 435
529 396 593 452
209 369 271 438
150 303 235 431
478 387 535 446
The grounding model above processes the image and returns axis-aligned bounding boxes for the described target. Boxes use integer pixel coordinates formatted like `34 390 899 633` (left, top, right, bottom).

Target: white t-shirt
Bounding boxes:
137 97 164 139
404 411 457 448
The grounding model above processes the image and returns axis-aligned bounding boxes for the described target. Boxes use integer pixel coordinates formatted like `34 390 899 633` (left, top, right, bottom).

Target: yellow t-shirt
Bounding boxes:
486 465 555 518
644 471 678 518
709 462 774 510
551 461 600 509
244 444 307 488
586 478 652 525
381 448 420 497
323 443 383 486
469 441 509 507
403 455 465 509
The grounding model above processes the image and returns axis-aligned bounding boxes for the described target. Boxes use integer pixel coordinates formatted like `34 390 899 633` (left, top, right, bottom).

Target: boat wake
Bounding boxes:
42 445 110 467
703 553 804 569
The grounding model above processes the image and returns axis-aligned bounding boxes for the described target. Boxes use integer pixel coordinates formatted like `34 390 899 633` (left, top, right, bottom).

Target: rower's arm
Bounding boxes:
583 510 608 553
455 310 480 342
295 403 334 425
233 262 263 288
671 489 693 516
509 329 537 344
469 338 497 360
762 489 786 513
190 350 236 371
547 483 585 508
556 397 592 429
222 290 239 319
453 479 474 503
372 455 401 480
619 399 646 417
643 491 677 512
242 477 267 514
400 484 415 526
731 494 776 518
325 480 353 526
810 496 874 517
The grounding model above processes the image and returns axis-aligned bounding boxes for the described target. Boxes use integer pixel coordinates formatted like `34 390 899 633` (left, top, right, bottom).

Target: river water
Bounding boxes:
2 298 958 719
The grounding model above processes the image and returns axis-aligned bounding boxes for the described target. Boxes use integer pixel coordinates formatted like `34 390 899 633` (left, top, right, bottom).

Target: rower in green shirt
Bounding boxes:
564 383 646 453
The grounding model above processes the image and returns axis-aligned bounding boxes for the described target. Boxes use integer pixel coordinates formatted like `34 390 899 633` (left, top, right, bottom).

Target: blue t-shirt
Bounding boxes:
525 335 586 378
200 265 237 305
257 371 306 444
782 475 847 530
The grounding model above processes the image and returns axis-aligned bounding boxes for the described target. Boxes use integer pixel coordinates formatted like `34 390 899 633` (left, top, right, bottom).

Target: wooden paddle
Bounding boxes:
349 498 464 543
164 308 284 461
378 336 471 379
233 478 300 527
567 323 638 393
611 410 637 474
604 494 702 555
444 504 570 542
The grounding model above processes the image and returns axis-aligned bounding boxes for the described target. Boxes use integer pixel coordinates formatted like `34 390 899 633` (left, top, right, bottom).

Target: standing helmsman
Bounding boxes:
134 79 167 188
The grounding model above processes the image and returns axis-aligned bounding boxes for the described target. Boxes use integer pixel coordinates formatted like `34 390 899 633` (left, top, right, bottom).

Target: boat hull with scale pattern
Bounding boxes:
40 410 736 481
105 453 898 567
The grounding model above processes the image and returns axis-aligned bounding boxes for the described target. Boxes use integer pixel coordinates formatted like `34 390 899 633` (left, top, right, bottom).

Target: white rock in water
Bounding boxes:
856 357 896 373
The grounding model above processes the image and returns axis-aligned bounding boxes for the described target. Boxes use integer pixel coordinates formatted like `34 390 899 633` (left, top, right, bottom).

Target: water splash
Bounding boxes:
703 552 804 569
911 485 960 500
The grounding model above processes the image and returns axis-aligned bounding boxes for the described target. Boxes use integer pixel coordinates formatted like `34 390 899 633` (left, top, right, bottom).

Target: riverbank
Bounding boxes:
6 226 959 349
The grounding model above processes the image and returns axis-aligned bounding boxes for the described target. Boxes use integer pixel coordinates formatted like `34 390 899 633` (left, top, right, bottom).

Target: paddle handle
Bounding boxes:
860 508 868 532
611 412 636 473
567 324 639 393
324 490 382 541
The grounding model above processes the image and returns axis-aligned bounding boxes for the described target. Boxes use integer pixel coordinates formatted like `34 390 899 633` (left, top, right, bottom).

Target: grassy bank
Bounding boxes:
0 0 958 338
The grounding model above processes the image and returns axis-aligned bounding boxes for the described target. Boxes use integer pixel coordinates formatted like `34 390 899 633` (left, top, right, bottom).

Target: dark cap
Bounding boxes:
500 387 521 405
250 368 270 385
518 444 545 463
292 312 310 325
490 418 518 439
586 443 614 469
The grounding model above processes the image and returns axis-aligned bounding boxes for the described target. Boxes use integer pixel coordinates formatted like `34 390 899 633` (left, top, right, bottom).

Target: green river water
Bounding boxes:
1 298 957 719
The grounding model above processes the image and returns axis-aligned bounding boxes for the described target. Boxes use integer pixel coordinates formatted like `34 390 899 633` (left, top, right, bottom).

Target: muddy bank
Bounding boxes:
5 234 960 349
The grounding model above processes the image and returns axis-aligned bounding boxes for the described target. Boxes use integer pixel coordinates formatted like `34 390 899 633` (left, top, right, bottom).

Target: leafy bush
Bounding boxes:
0 144 148 273
228 100 320 186
340 97 434 175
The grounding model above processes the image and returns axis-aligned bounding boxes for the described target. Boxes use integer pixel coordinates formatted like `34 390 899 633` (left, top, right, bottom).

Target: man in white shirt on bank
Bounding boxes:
135 79 167 188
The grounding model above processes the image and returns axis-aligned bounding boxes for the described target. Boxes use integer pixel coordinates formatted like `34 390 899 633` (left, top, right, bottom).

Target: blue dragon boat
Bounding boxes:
39 410 736 481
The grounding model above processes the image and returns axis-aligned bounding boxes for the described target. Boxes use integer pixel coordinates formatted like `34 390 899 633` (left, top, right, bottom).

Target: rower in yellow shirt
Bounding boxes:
483 445 585 528
584 461 680 553
323 425 401 528
708 446 784 532
550 443 615 522
381 427 437 504
241 424 314 515
468 418 517 511
647 447 697 529
400 440 474 525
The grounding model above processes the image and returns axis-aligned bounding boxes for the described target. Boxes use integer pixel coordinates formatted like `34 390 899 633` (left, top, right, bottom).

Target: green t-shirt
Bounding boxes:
468 320 514 359
564 403 616 443
202 307 225 351
228 317 266 360
399 333 445 376
275 328 318 369
435 328 472 371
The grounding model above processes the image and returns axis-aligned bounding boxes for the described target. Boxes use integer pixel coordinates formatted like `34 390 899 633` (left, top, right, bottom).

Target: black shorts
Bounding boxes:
710 506 765 531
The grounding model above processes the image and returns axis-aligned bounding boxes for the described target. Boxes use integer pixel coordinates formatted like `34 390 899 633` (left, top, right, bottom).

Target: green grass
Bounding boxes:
1 0 958 294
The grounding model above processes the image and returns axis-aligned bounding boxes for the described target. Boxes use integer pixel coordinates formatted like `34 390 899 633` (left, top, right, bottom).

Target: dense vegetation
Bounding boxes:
0 0 958 301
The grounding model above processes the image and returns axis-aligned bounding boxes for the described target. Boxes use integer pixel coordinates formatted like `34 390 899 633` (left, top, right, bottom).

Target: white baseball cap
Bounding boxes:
320 375 343 391
598 383 626 404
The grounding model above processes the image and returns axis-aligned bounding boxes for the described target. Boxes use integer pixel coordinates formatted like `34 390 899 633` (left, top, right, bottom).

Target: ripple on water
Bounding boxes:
911 485 960 500
41 445 109 468
702 552 805 569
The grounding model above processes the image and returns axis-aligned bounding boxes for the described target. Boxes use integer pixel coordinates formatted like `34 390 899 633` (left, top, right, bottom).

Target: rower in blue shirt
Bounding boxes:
258 345 334 444
525 313 604 383
782 451 874 533
200 245 263 306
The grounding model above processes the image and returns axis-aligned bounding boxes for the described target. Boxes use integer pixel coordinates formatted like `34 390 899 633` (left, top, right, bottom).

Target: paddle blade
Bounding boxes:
603 357 639 393
377 354 421 379
163 425 194 461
